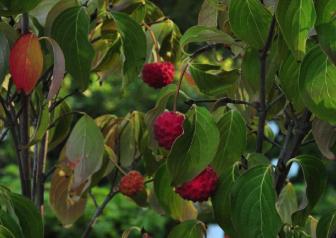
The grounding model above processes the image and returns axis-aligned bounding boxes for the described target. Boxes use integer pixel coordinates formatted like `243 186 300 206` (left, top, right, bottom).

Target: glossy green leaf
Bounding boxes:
10 193 43 238
167 106 220 185
154 165 197 221
290 155 328 225
279 51 304 111
276 0 316 60
119 111 144 167
317 210 336 238
111 11 147 88
0 32 9 84
276 183 298 225
212 165 239 236
65 115 105 190
180 25 236 54
229 0 272 49
45 0 78 35
241 48 260 94
0 226 14 238
231 165 282 238
246 153 269 168
51 6 94 90
315 0 336 64
211 110 246 175
189 64 239 96
167 220 205 238
0 210 23 238
0 0 42 15
299 46 336 124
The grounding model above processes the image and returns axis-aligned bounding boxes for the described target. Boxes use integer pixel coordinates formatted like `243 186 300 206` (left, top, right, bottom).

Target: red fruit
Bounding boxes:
9 33 43 94
175 166 218 202
141 62 174 88
154 111 184 150
119 171 145 196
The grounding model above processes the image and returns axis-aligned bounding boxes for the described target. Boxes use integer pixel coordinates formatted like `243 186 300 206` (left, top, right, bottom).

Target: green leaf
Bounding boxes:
276 183 298 225
229 0 272 49
299 46 336 124
189 64 239 96
111 11 147 88
51 6 94 90
317 210 336 238
29 104 49 145
312 118 336 160
0 0 42 15
276 0 316 60
45 0 78 35
154 165 197 221
290 155 328 225
211 110 246 175
0 210 24 238
246 153 269 168
180 25 236 55
0 23 18 46
167 106 219 185
279 51 304 111
231 165 282 238
167 220 205 238
119 111 144 167
212 165 239 236
9 193 43 238
49 167 87 226
0 32 9 84
315 0 336 64
241 48 260 94
48 102 73 150
0 226 14 238
65 115 105 190
198 0 218 27
144 84 178 149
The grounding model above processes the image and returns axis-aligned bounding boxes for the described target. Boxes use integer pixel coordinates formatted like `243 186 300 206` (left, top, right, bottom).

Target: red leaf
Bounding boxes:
9 33 43 94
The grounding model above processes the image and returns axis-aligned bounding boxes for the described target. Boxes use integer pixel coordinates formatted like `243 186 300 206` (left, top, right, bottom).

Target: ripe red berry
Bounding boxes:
175 166 218 202
9 33 43 94
119 171 145 196
141 62 174 88
154 111 184 150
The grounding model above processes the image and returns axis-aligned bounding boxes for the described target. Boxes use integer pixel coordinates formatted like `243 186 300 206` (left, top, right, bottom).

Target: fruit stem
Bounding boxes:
143 22 160 62
173 61 190 112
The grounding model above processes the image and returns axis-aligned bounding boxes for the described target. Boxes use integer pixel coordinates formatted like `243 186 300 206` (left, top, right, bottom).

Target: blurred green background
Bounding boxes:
1 0 336 237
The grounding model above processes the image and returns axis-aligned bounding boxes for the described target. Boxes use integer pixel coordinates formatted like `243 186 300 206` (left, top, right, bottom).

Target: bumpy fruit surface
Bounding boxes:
9 33 43 94
119 171 145 196
154 111 184 150
175 166 218 202
141 62 174 88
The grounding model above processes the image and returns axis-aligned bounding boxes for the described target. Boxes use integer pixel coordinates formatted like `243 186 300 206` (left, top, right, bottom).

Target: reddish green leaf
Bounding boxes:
9 33 43 94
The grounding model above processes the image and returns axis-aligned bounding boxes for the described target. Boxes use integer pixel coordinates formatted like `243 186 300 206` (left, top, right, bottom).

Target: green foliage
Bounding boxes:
1 0 336 237
167 106 219 185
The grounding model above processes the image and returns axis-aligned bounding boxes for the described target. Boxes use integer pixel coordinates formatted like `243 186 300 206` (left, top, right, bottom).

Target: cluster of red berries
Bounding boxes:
142 62 175 89
119 171 145 196
175 166 218 202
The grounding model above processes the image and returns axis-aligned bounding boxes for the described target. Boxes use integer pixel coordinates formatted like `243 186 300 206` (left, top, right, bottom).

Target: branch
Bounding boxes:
19 13 32 199
81 187 119 238
275 110 311 194
185 97 256 108
256 16 276 153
